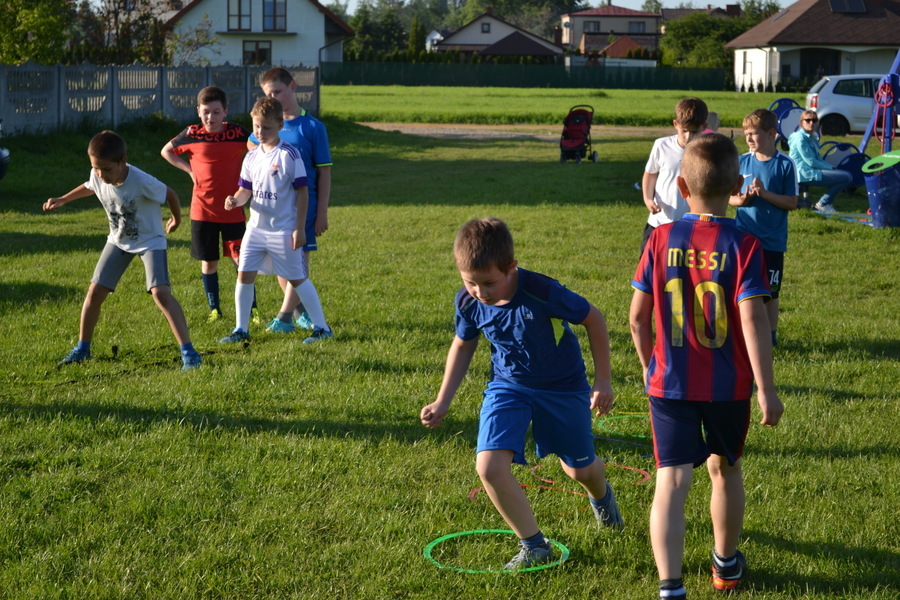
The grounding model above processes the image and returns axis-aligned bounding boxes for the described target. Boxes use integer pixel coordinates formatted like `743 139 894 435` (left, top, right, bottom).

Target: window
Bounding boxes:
229 0 250 32
243 41 272 66
482 23 490 33
628 22 646 34
833 78 872 98
264 0 287 32
583 20 600 33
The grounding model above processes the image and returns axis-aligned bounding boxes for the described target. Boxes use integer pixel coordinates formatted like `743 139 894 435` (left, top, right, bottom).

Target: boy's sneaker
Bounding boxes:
250 307 262 326
219 328 250 344
590 482 625 531
303 327 333 344
58 346 91 366
712 549 747 591
207 308 222 323
815 202 837 214
503 540 554 570
181 350 202 371
266 318 295 334
294 311 314 330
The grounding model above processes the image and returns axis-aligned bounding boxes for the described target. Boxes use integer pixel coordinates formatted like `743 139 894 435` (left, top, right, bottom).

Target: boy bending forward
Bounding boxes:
421 218 623 570
630 134 783 600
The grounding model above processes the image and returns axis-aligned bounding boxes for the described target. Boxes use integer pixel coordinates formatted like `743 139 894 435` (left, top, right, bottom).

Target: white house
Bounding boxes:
561 2 661 53
726 0 900 90
435 8 563 59
164 0 353 66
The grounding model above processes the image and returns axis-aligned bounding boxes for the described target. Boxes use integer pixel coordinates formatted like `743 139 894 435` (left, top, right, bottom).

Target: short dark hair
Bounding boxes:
454 218 515 273
250 97 283 123
680 134 740 201
259 67 294 87
675 97 709 130
197 85 228 108
88 130 127 162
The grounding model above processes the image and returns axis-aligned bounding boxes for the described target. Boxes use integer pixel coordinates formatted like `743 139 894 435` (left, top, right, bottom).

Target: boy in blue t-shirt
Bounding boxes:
729 109 798 347
420 218 623 570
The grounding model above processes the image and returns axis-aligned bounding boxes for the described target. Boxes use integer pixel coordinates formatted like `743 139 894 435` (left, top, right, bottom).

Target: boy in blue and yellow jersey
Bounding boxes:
421 218 623 570
730 109 798 347
630 134 783 600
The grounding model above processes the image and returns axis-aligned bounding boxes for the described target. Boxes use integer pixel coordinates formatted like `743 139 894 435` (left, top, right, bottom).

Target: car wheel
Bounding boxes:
820 114 849 137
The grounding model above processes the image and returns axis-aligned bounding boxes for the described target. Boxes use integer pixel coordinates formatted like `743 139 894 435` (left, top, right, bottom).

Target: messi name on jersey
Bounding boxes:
667 248 727 271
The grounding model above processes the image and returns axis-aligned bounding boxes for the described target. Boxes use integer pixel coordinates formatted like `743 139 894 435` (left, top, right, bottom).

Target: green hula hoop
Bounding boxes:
424 529 570 574
596 414 651 439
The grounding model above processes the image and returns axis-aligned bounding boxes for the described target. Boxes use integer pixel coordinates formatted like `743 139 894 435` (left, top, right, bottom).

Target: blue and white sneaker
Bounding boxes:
590 482 624 531
302 327 333 344
266 318 295 334
294 311 314 330
58 346 91 366
181 349 202 371
219 328 250 344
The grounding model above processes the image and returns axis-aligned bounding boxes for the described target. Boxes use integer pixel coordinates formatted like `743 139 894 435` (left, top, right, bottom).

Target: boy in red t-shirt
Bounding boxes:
161 86 257 323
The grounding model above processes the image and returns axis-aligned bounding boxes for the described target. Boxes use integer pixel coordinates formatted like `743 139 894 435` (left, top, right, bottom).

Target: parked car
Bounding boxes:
806 74 884 136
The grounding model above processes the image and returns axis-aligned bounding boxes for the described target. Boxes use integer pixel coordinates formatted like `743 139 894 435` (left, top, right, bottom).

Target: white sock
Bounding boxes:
292 280 328 331
235 282 255 332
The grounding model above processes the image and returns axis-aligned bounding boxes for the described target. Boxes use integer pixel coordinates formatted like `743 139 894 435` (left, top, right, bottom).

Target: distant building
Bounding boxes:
435 8 563 62
560 2 662 53
726 0 900 90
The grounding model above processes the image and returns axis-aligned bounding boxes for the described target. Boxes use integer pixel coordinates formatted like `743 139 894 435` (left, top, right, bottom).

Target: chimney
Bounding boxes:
486 6 493 14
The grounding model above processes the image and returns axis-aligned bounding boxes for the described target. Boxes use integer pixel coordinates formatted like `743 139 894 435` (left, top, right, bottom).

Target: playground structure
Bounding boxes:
860 49 900 228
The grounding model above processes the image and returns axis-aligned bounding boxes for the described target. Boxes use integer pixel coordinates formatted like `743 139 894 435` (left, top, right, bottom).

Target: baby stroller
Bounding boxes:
559 105 598 164
0 120 9 181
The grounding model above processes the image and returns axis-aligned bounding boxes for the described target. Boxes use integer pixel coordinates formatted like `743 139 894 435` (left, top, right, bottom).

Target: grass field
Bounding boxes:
0 89 898 599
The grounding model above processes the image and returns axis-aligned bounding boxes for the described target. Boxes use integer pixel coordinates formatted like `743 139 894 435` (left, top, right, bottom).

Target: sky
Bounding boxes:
340 1 741 17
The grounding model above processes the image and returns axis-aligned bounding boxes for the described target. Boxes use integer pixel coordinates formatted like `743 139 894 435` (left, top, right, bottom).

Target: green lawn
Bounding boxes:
0 103 897 599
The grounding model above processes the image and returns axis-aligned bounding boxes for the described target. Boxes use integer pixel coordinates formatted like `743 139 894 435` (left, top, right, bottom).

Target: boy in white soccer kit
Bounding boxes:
219 97 312 344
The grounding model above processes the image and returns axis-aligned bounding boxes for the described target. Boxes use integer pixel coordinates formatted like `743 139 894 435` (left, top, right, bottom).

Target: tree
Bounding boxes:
166 14 222 66
67 0 169 64
0 0 70 65
409 15 426 53
642 0 663 14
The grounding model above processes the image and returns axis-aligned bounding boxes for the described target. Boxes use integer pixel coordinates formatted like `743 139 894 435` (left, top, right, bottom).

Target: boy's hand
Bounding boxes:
420 401 449 429
315 213 329 236
643 196 661 214
590 380 614 416
748 177 766 197
224 195 238 211
757 387 783 426
43 197 65 211
292 229 306 251
165 216 179 234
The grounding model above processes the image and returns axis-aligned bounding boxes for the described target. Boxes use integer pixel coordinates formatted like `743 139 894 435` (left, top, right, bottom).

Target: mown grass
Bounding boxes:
321 86 807 128
0 101 897 599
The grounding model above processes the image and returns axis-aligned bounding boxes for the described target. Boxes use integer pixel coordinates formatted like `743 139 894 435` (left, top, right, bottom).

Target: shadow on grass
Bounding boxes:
0 398 480 447
0 232 191 256
778 337 900 361
742 529 900 594
0 281 79 307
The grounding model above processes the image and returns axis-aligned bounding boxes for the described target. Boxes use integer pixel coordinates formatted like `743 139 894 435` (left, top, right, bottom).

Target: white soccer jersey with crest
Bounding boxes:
238 141 308 233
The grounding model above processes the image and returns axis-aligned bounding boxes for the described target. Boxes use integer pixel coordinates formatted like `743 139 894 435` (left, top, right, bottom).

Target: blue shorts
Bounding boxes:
477 381 596 469
649 396 750 469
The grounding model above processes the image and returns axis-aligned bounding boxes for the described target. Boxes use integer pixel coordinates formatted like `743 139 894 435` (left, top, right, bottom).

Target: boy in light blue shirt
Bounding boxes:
730 109 798 346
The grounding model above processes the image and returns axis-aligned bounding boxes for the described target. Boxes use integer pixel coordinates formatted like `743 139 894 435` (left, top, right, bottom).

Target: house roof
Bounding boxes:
437 11 561 53
482 31 562 56
726 0 900 48
567 5 659 18
599 35 645 58
163 0 354 35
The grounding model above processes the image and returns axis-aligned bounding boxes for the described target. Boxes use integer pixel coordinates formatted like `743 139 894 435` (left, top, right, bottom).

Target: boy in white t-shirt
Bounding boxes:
219 97 331 344
640 98 709 255
43 130 201 371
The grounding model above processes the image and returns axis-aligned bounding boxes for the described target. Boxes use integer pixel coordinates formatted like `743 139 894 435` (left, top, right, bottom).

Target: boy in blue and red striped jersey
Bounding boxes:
629 134 783 600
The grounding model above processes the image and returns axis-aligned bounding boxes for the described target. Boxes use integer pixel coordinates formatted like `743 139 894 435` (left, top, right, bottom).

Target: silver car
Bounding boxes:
805 74 883 136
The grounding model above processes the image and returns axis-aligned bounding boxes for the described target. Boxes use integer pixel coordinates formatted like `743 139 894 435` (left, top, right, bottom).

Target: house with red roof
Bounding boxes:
726 0 900 90
560 1 662 53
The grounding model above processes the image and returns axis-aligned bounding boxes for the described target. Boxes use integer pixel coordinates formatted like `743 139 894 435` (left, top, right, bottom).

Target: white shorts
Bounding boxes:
237 227 307 280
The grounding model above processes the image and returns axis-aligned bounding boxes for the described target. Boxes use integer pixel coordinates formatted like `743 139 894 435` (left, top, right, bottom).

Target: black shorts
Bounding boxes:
763 250 784 299
649 396 751 469
191 220 246 262
640 223 655 257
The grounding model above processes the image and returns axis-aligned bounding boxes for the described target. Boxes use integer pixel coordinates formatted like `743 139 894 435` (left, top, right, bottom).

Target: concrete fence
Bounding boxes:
0 63 319 135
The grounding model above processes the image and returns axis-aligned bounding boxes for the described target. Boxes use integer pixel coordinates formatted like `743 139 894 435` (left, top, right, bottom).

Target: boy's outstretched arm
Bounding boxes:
224 187 252 211
43 184 93 211
629 289 654 389
739 297 784 426
164 186 182 234
420 335 479 429
581 305 614 416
